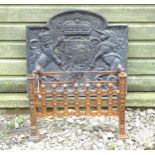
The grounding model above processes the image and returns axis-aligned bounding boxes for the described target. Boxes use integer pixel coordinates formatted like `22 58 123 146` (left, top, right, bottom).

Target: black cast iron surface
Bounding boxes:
27 10 128 82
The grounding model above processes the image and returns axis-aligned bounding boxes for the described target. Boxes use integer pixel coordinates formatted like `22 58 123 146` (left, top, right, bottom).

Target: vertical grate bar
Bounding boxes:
96 83 102 115
74 83 80 116
108 83 113 115
63 84 68 115
52 84 57 116
85 83 90 115
41 84 47 115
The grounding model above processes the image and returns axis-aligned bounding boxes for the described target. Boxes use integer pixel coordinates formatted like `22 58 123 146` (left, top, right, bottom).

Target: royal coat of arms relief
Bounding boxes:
27 10 128 82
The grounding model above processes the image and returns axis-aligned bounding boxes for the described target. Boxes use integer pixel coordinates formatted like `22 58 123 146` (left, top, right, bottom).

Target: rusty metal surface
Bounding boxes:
27 70 127 141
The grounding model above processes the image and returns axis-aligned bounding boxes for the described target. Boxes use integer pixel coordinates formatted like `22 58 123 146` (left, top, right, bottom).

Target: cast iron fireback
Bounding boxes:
27 10 128 82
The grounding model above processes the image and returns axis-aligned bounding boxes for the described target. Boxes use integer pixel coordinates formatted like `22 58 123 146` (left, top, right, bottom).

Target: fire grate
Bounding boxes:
26 10 128 141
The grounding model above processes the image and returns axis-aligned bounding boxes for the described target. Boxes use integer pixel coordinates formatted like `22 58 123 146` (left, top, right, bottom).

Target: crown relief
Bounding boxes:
56 18 92 36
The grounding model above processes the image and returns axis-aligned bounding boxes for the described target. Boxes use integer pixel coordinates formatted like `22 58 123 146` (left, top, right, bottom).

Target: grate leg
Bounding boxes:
29 104 40 142
117 104 128 139
117 72 128 139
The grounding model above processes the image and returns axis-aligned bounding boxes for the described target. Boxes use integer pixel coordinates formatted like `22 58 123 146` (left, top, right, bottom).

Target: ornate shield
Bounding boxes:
55 39 96 71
